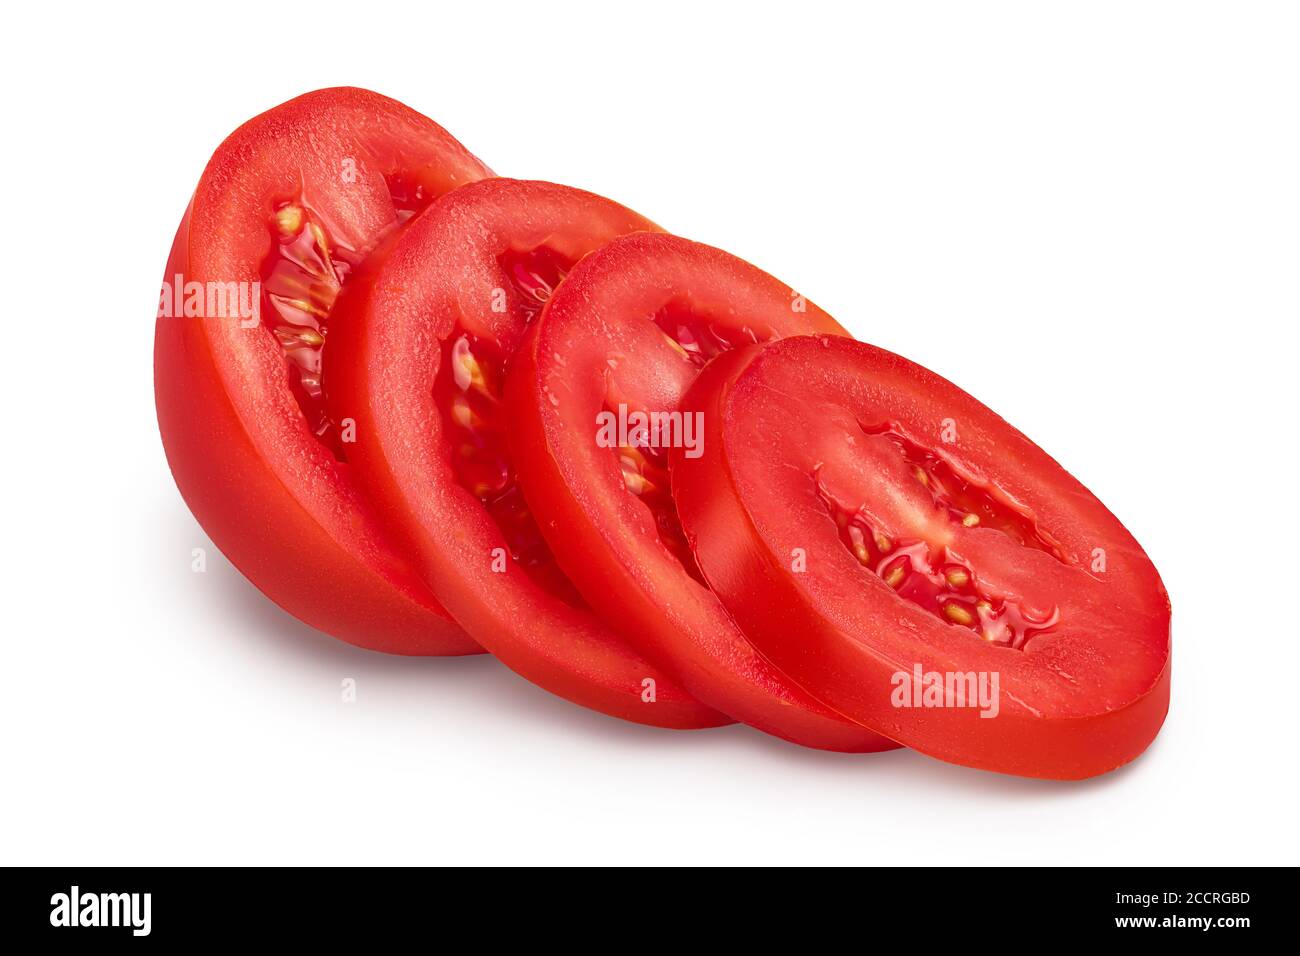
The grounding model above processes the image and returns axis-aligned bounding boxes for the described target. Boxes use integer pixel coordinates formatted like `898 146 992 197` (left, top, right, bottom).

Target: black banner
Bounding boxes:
0 866 1284 943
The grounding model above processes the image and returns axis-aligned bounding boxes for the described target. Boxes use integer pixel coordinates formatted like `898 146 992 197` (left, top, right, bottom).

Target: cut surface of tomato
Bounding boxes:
154 87 492 655
672 335 1172 778
505 233 895 751
324 179 725 728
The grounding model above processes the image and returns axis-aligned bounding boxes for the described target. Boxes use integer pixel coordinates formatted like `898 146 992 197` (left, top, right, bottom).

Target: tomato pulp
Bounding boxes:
154 88 494 655
323 179 726 728
505 234 896 751
672 335 1171 778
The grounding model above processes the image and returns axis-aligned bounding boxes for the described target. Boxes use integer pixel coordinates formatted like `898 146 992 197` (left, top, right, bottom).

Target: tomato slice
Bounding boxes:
506 234 895 751
672 335 1172 778
323 179 726 728
154 88 492 655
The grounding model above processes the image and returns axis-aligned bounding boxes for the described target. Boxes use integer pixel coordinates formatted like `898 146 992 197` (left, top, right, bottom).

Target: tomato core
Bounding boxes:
819 424 1063 649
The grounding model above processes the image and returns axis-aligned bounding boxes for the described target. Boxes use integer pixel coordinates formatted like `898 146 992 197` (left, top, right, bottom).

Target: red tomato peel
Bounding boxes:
154 88 492 655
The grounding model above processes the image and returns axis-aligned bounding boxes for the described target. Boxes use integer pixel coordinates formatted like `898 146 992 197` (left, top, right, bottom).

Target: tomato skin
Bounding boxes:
154 88 491 655
323 179 727 729
672 336 1172 779
506 234 896 752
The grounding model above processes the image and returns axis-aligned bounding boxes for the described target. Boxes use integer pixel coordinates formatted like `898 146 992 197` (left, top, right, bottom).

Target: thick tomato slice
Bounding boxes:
505 234 895 752
154 88 492 655
672 335 1172 778
323 179 725 728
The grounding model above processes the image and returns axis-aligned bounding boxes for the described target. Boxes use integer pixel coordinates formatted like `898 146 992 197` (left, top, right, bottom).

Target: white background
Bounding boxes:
2 1 1296 866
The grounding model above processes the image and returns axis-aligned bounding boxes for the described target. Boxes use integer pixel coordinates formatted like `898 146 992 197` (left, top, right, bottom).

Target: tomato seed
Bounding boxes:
942 602 974 626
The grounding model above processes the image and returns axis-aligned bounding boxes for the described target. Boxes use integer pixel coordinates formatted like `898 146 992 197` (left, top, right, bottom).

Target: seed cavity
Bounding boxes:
259 197 362 458
606 306 782 583
602 407 705 583
260 176 450 462
862 424 1068 561
818 463 1059 650
498 246 571 322
436 329 581 600
652 303 761 370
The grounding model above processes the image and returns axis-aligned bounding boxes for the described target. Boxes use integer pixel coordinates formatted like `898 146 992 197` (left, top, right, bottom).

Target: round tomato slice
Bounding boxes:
323 179 725 728
155 88 491 655
672 335 1172 778
506 234 895 752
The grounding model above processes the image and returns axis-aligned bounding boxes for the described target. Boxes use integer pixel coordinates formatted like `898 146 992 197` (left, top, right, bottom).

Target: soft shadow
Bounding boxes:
728 717 1160 796
202 531 731 751
164 499 1163 787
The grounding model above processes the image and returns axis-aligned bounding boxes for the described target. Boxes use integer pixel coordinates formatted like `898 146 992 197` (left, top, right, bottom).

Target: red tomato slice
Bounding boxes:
506 234 895 751
323 179 726 728
672 335 1172 778
154 88 492 655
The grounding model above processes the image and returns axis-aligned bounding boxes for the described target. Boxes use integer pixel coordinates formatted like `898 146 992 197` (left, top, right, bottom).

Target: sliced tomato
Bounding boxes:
154 88 492 655
323 179 725 728
672 335 1171 778
505 234 895 751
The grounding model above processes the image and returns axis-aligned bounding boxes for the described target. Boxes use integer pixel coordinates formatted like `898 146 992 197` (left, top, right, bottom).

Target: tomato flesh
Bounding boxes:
506 233 896 752
155 87 492 655
672 335 1171 778
324 178 726 729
